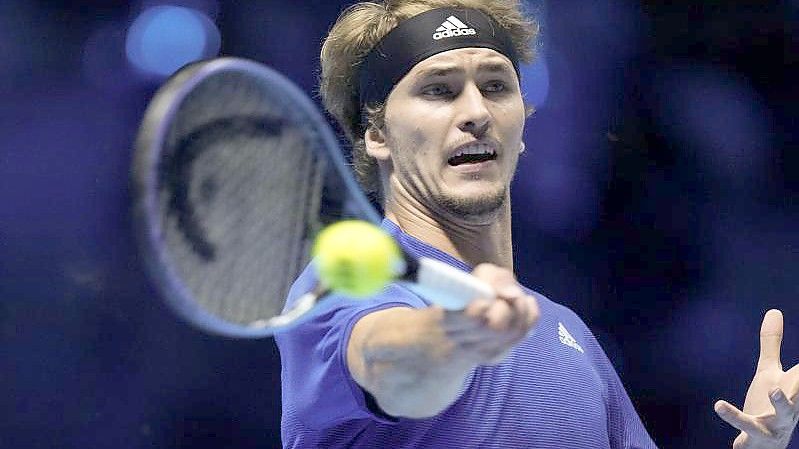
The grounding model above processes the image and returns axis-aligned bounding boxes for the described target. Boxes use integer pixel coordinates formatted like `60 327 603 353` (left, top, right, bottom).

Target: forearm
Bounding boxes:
347 307 476 419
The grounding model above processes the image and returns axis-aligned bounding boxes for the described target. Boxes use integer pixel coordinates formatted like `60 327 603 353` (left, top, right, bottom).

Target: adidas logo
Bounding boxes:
558 322 584 354
433 15 477 40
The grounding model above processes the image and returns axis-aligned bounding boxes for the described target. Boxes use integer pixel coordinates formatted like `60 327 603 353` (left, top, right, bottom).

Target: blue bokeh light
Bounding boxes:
520 55 550 109
125 5 220 77
520 0 549 108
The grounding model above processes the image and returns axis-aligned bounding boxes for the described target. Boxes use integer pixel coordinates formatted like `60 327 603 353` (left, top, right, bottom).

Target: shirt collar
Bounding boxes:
379 218 472 272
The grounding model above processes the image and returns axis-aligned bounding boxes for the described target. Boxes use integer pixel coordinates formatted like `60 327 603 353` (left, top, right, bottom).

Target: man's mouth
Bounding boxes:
447 143 498 166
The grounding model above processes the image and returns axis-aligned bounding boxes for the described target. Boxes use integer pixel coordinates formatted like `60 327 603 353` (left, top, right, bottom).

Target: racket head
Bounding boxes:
132 57 379 338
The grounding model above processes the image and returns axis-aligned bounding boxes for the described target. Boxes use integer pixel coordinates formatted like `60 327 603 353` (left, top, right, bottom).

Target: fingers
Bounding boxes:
467 263 538 331
768 388 797 418
502 294 529 331
757 309 784 372
451 295 537 334
484 298 514 330
785 365 799 403
714 400 769 436
715 391 799 447
437 264 538 366
502 293 539 331
517 294 540 328
471 263 520 298
463 298 492 320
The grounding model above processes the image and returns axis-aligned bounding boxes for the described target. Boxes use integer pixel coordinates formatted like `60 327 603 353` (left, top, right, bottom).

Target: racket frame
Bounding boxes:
132 57 379 338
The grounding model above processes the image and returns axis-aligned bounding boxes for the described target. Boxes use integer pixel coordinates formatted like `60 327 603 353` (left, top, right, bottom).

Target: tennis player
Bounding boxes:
275 1 799 447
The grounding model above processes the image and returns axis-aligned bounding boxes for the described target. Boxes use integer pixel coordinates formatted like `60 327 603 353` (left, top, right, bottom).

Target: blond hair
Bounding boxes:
320 0 538 198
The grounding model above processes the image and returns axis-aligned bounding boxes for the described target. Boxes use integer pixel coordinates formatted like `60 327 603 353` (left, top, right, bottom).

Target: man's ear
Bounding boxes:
364 126 391 161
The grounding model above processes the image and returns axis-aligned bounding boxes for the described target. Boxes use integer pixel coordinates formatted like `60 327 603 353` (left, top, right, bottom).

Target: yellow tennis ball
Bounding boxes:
312 220 402 297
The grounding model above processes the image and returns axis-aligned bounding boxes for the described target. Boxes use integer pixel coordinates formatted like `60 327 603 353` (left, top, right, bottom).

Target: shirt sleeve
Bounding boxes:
275 278 427 431
581 323 659 449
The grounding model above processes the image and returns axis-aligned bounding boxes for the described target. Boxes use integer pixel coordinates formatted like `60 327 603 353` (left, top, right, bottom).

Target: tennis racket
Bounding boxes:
131 57 494 338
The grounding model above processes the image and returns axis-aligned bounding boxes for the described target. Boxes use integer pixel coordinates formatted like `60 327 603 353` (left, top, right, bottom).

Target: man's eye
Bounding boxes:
422 85 452 97
482 81 506 93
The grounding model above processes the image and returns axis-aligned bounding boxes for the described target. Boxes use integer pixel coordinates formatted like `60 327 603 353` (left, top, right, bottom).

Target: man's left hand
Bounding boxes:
715 309 799 449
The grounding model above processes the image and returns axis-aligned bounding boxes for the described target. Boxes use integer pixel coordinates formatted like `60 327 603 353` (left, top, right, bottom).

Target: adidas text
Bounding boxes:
433 28 476 40
433 15 476 40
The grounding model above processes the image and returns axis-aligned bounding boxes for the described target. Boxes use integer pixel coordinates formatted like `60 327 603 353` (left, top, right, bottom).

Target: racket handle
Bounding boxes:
400 257 495 310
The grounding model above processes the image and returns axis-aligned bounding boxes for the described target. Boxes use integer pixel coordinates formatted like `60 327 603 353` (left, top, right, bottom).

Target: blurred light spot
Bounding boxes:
656 66 773 189
520 55 550 109
519 0 548 109
138 0 220 19
125 5 220 77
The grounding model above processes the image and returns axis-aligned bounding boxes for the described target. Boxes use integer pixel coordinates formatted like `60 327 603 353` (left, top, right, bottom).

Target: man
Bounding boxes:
275 1 799 447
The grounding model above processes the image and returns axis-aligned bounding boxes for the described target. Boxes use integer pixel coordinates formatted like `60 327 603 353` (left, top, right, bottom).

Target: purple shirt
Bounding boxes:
275 219 658 448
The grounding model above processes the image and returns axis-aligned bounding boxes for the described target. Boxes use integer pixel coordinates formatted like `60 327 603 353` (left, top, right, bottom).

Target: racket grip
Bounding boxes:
400 257 495 310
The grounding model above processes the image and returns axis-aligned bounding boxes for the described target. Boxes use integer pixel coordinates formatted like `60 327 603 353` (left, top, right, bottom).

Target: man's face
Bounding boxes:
376 47 526 222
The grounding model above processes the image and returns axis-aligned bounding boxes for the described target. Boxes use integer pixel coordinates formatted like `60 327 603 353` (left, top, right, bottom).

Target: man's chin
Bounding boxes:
433 188 507 223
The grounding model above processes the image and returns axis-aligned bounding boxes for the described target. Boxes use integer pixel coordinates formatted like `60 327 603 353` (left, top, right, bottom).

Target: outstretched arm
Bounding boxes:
715 309 799 449
347 263 539 419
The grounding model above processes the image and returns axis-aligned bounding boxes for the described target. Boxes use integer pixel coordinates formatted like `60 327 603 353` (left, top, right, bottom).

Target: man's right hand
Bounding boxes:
440 263 539 365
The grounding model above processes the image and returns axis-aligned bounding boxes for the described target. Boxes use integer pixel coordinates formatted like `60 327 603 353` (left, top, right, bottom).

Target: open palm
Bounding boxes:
715 310 799 449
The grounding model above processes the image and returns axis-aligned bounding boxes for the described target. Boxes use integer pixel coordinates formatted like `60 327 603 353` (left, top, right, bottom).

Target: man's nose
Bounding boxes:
456 84 491 136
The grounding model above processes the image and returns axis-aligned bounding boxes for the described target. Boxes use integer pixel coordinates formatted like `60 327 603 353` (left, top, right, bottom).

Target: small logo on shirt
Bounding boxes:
558 322 584 353
433 15 477 40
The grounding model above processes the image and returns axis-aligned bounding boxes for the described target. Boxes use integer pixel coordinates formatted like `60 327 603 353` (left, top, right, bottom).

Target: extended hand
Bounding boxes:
715 310 799 449
440 263 539 366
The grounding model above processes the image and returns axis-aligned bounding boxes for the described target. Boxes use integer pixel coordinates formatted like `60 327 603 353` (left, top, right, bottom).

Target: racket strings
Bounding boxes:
160 117 327 325
140 63 372 334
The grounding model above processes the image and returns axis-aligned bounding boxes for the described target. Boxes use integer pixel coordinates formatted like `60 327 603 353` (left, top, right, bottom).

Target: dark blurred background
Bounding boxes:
1 1 796 448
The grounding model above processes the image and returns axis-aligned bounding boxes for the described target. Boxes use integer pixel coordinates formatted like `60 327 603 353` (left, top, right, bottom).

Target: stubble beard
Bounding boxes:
433 180 508 222
385 134 512 222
